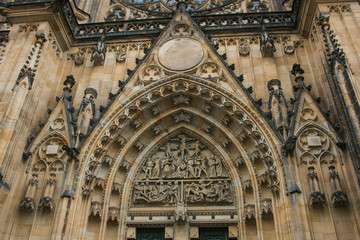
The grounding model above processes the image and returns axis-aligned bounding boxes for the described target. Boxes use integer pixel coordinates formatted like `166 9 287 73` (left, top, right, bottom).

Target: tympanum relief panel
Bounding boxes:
132 133 234 206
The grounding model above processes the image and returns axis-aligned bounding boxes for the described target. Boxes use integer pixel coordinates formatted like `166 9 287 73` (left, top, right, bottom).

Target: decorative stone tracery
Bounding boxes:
297 128 336 165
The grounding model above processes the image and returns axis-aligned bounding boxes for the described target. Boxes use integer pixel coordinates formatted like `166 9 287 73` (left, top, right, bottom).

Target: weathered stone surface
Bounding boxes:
0 1 359 240
158 38 204 71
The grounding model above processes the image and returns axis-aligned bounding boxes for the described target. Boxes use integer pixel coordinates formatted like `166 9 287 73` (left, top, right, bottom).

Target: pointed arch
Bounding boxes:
70 75 292 240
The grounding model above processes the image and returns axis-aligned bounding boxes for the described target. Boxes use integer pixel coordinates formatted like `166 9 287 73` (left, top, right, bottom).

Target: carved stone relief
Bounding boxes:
243 204 255 221
259 198 273 217
297 128 336 165
299 130 328 154
90 33 106 66
115 49 126 62
132 134 234 205
197 62 222 80
90 201 103 218
67 50 85 65
171 23 192 37
18 24 39 33
104 6 126 21
38 138 66 163
239 42 250 56
128 10 148 20
300 108 317 121
50 118 65 131
139 65 164 84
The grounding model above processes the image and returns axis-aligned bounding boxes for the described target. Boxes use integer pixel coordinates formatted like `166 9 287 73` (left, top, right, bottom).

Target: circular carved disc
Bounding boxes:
158 38 204 71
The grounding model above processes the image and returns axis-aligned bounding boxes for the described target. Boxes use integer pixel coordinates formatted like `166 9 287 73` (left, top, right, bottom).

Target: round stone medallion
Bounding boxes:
158 38 204 71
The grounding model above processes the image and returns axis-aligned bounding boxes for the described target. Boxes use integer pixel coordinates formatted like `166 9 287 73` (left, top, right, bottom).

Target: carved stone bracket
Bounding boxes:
89 201 103 219
67 50 85 65
108 207 120 223
38 197 54 210
243 204 256 222
330 190 348 207
20 197 36 210
259 198 273 217
309 191 326 207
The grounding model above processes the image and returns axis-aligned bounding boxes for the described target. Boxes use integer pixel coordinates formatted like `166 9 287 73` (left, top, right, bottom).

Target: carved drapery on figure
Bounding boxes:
132 134 234 205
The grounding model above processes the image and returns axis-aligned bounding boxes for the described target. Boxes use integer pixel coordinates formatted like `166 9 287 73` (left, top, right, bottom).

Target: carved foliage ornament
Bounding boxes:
132 134 234 205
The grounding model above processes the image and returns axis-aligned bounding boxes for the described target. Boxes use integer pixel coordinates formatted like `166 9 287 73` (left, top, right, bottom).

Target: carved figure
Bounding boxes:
90 32 106 66
162 158 175 178
198 156 208 177
152 158 160 179
193 140 200 157
176 161 187 178
165 143 173 158
208 155 217 177
215 155 223 177
144 157 154 179
179 135 190 161
186 157 196 178
132 134 234 205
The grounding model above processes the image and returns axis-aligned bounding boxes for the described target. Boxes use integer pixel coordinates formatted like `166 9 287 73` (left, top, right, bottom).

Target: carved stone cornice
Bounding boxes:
3 0 303 49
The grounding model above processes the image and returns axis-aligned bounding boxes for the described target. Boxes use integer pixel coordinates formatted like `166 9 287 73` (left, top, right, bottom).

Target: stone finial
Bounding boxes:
84 88 98 99
267 78 281 91
35 32 47 45
63 75 75 89
176 0 188 10
291 63 304 83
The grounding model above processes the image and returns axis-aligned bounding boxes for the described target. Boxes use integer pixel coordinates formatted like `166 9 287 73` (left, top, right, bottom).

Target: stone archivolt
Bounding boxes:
70 73 283 235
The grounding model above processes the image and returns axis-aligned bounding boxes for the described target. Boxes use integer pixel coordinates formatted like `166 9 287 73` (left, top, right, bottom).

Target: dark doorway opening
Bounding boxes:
136 228 165 240
199 227 229 240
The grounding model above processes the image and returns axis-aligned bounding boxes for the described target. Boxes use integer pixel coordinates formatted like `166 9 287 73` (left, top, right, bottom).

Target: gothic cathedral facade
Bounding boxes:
0 0 359 239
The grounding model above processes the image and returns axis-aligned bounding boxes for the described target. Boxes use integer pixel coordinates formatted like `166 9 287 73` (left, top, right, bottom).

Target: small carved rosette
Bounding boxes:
132 134 234 205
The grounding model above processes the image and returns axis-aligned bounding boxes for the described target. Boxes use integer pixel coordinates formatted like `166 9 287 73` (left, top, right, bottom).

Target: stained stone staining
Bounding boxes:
158 38 204 71
132 133 234 205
